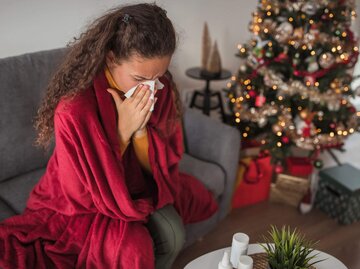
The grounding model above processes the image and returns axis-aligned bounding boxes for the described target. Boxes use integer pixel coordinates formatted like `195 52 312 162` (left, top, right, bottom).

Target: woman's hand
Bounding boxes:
107 84 155 145
135 88 159 135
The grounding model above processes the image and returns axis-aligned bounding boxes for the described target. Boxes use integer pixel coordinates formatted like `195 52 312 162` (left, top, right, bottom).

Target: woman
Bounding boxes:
0 3 218 269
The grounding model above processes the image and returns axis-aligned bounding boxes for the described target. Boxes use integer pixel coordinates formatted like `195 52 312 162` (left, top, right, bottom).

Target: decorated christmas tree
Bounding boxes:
226 0 359 166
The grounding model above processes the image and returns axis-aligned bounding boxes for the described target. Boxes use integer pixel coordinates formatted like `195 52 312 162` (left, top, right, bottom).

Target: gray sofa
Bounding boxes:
0 48 240 249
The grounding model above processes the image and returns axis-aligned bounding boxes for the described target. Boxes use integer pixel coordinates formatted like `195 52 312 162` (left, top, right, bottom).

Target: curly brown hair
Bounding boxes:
34 3 182 151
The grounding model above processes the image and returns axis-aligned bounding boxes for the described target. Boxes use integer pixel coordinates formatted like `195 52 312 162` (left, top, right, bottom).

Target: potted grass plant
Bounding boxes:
260 225 325 269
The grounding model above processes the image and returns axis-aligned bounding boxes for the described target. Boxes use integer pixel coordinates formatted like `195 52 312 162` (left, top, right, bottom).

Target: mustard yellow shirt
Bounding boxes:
104 66 152 173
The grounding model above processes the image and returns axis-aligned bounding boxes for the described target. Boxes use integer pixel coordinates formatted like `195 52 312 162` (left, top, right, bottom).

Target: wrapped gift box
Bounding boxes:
269 173 310 207
239 139 263 158
286 157 313 177
231 155 273 209
290 146 313 157
276 173 310 194
315 163 360 225
240 147 261 158
270 184 305 207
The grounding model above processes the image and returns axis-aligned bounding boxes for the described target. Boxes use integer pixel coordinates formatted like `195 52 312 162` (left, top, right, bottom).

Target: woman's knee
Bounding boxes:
167 215 185 254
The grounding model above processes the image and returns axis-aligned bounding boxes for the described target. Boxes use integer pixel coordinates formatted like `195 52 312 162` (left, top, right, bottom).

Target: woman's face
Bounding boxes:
106 52 171 93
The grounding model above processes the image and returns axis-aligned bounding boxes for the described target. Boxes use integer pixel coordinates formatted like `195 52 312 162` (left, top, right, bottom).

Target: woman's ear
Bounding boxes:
106 51 116 68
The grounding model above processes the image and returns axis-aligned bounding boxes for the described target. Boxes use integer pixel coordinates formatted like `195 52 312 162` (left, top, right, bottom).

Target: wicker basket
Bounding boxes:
249 253 269 269
249 253 316 269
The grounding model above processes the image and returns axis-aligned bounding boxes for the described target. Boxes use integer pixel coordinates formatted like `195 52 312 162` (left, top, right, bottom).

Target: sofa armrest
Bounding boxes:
182 108 241 220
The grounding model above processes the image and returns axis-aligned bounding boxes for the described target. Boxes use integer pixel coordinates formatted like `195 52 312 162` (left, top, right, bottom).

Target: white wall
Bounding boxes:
0 0 256 92
2 0 360 91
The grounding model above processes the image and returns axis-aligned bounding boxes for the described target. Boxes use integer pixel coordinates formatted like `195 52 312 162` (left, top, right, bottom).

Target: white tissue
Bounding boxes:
124 79 164 111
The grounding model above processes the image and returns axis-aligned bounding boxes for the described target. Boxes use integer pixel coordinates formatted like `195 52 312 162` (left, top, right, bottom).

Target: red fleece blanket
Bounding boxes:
0 71 218 268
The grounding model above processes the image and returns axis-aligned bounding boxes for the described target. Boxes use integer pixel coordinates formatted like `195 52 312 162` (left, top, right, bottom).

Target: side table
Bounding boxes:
184 244 348 269
185 67 232 122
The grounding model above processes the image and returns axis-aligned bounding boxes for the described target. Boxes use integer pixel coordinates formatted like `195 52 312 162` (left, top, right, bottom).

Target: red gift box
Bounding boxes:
286 157 313 177
232 155 273 209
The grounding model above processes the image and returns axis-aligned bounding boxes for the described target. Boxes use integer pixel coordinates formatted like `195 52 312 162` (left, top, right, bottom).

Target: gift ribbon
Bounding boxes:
239 156 267 184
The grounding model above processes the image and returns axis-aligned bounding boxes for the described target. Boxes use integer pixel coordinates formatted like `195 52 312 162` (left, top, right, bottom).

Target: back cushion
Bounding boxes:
0 48 68 182
0 168 46 216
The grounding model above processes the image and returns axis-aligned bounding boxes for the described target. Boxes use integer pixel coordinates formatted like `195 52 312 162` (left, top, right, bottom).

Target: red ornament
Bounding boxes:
255 94 266 107
339 0 346 5
329 123 336 129
276 53 288 61
348 106 356 114
281 136 290 144
248 90 257 98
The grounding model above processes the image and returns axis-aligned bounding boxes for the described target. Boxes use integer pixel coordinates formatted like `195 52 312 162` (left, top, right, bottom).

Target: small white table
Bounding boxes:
184 244 347 269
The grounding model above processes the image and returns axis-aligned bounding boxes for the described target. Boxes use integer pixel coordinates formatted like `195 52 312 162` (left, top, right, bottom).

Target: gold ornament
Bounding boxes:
299 109 316 122
301 1 320 15
272 123 283 133
300 109 309 120
327 99 341 111
291 2 302 12
275 22 294 43
258 117 268 128
330 78 341 90
304 32 316 46
262 19 277 34
293 28 304 40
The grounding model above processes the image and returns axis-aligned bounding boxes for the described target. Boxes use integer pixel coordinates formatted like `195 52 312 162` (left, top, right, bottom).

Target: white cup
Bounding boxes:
230 233 249 268
237 255 253 269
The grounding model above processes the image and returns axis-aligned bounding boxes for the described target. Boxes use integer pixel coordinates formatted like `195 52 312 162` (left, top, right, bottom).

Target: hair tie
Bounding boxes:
158 9 167 17
122 14 132 24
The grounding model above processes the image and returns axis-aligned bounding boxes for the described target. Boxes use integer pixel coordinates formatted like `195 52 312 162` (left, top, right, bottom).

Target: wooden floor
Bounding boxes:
172 202 360 269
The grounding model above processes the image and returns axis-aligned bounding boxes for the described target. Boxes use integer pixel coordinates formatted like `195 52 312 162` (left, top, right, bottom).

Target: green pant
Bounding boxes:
146 204 186 269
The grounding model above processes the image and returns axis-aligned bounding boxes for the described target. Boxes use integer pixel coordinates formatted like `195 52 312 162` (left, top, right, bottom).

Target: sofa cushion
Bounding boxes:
0 200 16 222
0 48 67 182
0 168 45 215
179 153 225 198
